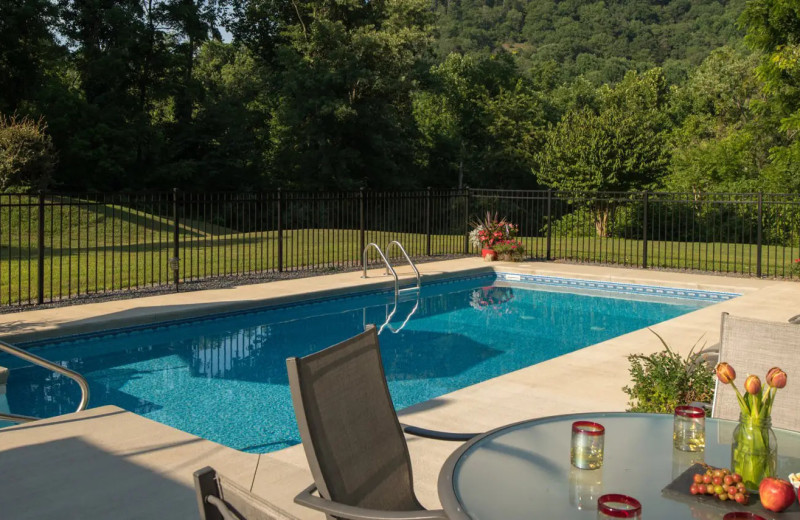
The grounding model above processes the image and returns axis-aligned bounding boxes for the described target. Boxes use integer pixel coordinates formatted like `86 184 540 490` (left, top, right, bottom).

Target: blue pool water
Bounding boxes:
1 274 731 452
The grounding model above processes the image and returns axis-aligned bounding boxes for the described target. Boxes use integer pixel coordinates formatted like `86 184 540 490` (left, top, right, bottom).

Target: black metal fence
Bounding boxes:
1 189 799 307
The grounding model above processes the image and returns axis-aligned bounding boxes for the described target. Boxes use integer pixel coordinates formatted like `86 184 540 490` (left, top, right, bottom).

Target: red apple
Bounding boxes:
759 477 796 512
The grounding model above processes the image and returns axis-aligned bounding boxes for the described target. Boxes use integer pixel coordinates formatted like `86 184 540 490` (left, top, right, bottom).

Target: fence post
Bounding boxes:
642 190 649 269
463 187 471 254
425 187 432 256
546 189 553 261
277 188 283 273
37 190 45 305
359 187 366 265
756 192 763 278
172 188 180 291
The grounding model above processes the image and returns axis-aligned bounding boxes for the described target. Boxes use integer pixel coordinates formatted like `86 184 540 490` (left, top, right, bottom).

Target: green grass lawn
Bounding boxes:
2 196 798 306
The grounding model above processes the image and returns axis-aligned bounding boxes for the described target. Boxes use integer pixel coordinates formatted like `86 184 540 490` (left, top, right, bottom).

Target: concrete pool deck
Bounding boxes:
0 260 797 518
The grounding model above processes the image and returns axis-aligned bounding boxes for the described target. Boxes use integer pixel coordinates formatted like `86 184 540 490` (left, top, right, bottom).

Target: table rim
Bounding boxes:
435 411 800 520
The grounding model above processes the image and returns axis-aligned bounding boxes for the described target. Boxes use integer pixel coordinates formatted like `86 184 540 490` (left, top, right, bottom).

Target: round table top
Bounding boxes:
437 412 800 520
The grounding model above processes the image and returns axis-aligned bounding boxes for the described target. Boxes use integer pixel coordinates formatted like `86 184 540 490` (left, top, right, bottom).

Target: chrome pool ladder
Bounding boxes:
362 241 421 334
0 339 91 424
361 241 421 298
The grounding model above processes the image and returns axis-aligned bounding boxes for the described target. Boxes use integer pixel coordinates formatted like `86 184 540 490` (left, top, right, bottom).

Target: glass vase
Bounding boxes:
731 413 777 492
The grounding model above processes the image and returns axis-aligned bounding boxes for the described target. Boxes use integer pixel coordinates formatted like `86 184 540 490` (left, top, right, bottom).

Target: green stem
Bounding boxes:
733 414 774 491
731 382 749 413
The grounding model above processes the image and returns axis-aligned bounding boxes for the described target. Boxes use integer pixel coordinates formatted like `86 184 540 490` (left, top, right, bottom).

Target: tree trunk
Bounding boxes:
593 203 614 238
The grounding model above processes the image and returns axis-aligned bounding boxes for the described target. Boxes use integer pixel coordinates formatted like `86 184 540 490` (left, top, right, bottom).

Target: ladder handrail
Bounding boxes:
363 241 421 334
0 339 91 424
380 295 420 335
385 241 421 290
362 243 399 297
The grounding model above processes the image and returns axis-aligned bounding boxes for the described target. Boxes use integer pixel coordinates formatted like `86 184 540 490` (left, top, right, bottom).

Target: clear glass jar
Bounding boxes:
673 405 705 451
731 413 777 492
571 421 605 470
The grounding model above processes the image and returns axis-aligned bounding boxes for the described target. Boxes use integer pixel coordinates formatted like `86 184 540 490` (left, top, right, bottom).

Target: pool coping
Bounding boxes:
13 270 740 349
0 259 759 345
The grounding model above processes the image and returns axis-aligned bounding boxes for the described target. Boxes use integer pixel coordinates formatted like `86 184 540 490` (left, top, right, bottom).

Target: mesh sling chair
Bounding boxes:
194 467 289 520
712 313 800 432
286 325 479 520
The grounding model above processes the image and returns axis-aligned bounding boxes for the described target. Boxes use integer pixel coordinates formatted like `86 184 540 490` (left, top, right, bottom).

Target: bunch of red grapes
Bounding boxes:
689 466 750 504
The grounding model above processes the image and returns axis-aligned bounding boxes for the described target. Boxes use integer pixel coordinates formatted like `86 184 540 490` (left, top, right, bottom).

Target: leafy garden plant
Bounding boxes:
491 239 526 260
623 330 714 414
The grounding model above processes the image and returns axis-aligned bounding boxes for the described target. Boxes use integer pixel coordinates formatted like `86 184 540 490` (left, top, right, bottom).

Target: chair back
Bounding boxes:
713 313 800 431
194 467 289 520
286 325 421 514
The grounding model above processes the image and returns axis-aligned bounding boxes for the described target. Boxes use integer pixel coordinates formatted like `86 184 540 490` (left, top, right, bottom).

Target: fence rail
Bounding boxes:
1 189 798 307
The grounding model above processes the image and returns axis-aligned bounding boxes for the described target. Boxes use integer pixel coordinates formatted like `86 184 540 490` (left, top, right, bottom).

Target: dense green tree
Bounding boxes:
413 53 495 188
0 0 63 113
741 0 800 191
665 47 774 193
183 41 273 190
413 52 544 188
536 70 670 235
266 0 435 189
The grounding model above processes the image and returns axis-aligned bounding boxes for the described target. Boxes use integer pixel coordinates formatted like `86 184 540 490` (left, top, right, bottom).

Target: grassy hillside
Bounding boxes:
435 0 747 85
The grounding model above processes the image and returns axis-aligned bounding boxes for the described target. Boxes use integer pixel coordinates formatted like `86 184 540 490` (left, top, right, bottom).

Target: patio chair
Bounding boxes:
194 466 288 520
713 313 800 432
286 324 478 520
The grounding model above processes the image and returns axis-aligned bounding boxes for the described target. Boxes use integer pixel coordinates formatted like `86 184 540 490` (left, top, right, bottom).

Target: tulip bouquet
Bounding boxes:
715 362 788 490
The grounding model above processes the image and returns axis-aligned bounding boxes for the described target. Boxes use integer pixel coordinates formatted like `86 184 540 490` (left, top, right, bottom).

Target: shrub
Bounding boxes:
622 329 715 414
492 239 526 260
543 204 643 238
0 114 56 192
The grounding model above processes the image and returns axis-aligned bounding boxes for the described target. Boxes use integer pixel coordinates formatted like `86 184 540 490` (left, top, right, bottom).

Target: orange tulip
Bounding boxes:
716 362 736 384
766 367 787 389
744 375 762 395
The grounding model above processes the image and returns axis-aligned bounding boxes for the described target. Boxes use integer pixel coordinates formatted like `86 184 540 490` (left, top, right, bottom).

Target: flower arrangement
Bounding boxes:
715 362 788 490
470 211 520 251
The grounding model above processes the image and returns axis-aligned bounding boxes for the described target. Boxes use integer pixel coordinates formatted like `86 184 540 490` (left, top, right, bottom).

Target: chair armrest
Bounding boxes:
401 424 478 442
206 496 240 520
295 484 449 520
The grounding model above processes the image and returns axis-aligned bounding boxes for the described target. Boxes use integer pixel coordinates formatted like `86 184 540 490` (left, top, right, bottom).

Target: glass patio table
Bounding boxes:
437 412 800 520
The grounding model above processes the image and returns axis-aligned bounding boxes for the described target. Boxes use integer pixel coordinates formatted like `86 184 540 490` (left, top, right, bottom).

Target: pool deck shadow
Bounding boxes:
0 259 796 518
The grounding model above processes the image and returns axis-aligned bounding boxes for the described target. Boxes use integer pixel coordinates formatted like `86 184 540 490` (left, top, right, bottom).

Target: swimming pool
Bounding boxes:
1 274 736 452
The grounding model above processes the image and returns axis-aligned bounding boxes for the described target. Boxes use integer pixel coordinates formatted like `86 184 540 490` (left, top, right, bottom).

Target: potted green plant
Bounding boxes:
492 239 526 261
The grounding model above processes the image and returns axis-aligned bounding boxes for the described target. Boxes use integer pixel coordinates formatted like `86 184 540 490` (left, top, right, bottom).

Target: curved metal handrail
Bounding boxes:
0 339 91 424
386 241 421 290
362 243 399 296
380 295 420 335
